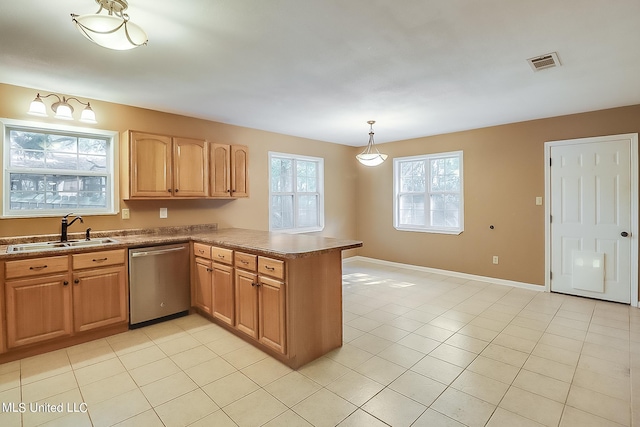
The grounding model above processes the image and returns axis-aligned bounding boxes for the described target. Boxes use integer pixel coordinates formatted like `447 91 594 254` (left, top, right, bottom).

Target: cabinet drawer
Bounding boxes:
72 249 126 270
258 256 285 280
235 252 257 271
212 246 233 265
5 256 68 279
194 243 211 259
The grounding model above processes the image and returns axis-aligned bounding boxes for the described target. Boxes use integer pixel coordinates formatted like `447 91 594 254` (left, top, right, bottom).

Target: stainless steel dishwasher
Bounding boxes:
129 243 190 326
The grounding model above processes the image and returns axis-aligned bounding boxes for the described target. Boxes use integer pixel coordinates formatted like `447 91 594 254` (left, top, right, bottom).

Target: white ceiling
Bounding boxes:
1 0 639 146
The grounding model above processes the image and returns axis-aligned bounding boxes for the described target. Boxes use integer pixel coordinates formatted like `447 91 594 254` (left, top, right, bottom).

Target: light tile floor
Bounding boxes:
0 258 639 426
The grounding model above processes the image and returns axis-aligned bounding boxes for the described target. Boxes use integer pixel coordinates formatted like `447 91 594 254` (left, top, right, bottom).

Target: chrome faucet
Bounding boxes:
61 213 83 242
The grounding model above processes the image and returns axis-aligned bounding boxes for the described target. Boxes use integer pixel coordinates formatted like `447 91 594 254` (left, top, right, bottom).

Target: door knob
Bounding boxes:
621 231 630 237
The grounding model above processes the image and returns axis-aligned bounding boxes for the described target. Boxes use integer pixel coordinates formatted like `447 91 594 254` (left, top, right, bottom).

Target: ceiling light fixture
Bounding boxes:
28 93 98 124
356 121 388 167
71 0 148 51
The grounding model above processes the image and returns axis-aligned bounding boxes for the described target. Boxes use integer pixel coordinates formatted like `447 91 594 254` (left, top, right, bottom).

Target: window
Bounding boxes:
269 152 324 233
393 151 463 234
2 120 118 217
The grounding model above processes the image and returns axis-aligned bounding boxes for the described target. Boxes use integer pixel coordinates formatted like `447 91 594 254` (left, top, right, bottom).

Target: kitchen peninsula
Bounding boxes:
0 225 362 368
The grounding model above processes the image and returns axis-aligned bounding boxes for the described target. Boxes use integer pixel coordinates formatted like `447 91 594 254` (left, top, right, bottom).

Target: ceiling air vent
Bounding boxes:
527 52 561 72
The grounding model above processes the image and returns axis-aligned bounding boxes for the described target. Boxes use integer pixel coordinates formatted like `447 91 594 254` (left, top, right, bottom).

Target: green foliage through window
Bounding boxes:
394 151 463 234
4 124 115 216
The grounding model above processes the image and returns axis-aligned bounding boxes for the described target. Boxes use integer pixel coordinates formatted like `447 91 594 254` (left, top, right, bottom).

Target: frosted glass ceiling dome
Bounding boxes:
72 0 147 50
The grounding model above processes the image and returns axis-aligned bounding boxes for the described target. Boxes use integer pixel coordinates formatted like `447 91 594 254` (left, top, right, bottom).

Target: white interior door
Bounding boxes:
547 134 638 304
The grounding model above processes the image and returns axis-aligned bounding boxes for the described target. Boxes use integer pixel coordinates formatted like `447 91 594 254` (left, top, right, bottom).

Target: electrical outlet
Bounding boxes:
492 256 499 264
535 196 543 206
121 209 130 219
160 208 167 218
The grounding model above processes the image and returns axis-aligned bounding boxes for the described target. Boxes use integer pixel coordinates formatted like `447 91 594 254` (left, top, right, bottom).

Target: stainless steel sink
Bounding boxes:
7 237 119 253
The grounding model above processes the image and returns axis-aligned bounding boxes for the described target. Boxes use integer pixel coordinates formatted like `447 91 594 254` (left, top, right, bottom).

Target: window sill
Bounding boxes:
270 226 325 234
394 226 463 235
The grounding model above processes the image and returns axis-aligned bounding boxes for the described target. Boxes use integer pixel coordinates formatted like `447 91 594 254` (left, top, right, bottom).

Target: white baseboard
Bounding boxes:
343 256 544 292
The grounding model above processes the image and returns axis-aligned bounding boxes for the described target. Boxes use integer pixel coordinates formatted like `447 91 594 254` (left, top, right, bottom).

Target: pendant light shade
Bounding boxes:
53 102 74 120
72 0 148 50
28 96 48 117
356 121 388 167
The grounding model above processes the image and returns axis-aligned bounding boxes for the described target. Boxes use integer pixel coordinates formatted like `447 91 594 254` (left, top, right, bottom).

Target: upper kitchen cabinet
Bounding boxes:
173 137 208 197
210 143 249 198
124 131 208 199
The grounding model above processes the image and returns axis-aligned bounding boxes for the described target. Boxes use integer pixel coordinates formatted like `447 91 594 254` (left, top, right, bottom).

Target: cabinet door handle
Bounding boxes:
63 281 69 286
168 189 172 193
74 279 80 284
175 189 179 193
92 258 108 263
29 265 48 270
251 282 260 287
206 268 213 272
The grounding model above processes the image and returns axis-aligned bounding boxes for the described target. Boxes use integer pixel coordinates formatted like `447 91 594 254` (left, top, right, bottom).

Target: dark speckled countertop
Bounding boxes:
0 224 362 260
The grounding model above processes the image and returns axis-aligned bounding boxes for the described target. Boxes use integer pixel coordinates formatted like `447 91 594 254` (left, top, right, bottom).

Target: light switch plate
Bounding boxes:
160 208 168 218
535 196 543 206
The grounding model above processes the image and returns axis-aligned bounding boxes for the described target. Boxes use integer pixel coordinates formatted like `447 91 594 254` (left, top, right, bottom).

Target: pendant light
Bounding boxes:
72 0 148 51
356 121 388 167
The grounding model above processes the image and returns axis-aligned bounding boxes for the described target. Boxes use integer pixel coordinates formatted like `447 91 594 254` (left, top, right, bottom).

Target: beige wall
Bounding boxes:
354 104 640 286
2 83 640 286
0 83 358 247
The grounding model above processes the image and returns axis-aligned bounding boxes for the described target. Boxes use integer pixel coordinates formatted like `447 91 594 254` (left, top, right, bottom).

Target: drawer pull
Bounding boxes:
265 265 275 271
240 260 249 264
217 254 225 259
198 250 205 254
29 265 48 270
92 258 108 263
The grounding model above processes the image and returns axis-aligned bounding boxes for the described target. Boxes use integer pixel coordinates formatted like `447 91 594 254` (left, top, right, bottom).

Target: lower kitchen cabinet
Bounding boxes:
193 257 213 314
5 273 72 348
258 275 286 354
3 249 128 351
72 265 127 332
235 253 286 354
190 240 348 369
235 268 258 338
212 263 234 326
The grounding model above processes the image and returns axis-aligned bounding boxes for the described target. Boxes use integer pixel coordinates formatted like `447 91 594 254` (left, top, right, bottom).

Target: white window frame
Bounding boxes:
268 151 324 233
1 118 119 218
393 150 464 234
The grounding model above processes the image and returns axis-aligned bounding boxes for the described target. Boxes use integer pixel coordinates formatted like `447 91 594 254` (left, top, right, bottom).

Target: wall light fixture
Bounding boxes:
28 93 97 124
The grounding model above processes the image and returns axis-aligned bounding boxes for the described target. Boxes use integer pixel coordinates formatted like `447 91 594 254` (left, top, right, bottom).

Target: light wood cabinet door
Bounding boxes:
72 265 127 332
194 258 213 314
212 263 234 326
235 269 258 338
173 137 208 197
231 145 249 197
5 274 72 348
130 132 173 197
259 276 286 354
210 143 231 197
